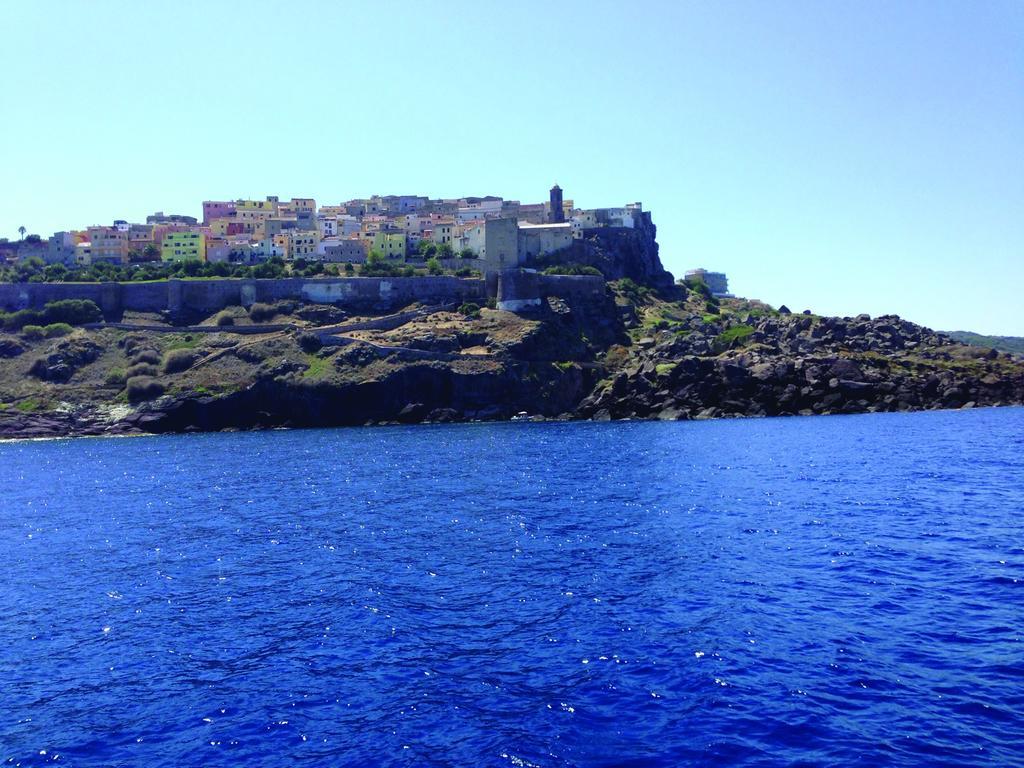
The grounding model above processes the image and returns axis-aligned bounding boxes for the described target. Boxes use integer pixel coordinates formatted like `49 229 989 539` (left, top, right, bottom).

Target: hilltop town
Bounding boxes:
1 186 1022 439
1 186 671 286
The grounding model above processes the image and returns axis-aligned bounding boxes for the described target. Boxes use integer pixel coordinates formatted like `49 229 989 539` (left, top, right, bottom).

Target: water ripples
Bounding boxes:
1 408 1023 766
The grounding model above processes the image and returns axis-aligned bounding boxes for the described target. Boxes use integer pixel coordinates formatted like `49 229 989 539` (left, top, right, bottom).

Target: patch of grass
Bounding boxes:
553 361 576 371
714 325 756 349
303 355 330 379
165 334 200 351
655 363 677 376
702 313 720 324
16 399 43 413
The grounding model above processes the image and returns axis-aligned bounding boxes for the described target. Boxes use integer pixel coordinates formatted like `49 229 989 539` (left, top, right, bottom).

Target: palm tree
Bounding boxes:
18 226 26 240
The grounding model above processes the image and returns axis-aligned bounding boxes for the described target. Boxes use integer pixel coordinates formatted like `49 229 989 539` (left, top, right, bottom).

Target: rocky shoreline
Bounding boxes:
1 284 1023 441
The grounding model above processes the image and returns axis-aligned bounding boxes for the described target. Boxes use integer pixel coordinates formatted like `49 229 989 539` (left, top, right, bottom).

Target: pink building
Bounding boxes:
202 200 236 225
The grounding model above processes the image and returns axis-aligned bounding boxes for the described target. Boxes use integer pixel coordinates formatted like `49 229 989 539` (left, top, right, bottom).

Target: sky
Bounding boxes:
1 0 1021 334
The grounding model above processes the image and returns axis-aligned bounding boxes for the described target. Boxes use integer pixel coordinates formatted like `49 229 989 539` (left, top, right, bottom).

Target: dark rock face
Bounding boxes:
0 336 26 358
576 313 1024 421
27 338 102 383
529 215 675 288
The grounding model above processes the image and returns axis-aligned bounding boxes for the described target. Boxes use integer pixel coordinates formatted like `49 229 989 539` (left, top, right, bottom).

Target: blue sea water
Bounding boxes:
1 408 1023 767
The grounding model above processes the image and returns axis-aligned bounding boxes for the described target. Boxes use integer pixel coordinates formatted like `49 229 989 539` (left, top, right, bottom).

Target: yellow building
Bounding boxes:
161 231 206 262
289 230 320 259
372 230 408 260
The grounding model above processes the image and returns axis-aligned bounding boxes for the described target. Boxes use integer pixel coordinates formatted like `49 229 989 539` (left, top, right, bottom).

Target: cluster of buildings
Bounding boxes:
2 186 653 276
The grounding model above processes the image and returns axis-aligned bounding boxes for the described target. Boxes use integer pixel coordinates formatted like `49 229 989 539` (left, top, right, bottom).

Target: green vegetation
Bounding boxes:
214 311 235 327
458 302 481 319
105 368 127 387
1 299 103 331
162 349 197 374
946 331 1024 356
165 334 199 350
554 361 577 371
126 376 164 402
130 349 161 366
612 278 653 305
16 398 43 412
127 362 159 378
542 263 603 277
715 324 756 349
426 257 443 275
655 362 677 376
248 303 277 322
303 355 330 379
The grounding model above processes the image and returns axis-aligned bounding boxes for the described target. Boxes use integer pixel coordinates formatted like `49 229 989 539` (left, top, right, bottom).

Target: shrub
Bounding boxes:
248 303 276 322
454 267 476 278
126 376 165 402
426 257 443 275
343 262 355 274
20 325 46 340
459 248 475 259
215 311 235 327
458 302 481 319
127 362 159 378
542 263 603 277
2 309 45 331
131 349 161 366
162 348 197 374
297 332 322 353
614 278 652 305
105 368 127 387
44 323 73 338
42 299 102 326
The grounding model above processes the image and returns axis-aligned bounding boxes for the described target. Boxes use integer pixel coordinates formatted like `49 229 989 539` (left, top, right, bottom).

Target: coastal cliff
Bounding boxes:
1 280 1022 439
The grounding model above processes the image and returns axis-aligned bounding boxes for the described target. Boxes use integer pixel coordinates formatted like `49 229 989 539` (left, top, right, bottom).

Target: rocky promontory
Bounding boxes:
1 281 1022 440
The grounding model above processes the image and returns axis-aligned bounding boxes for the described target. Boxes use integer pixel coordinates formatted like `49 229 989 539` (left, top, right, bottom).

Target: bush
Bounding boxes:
43 299 102 325
44 323 73 338
105 368 126 387
127 362 159 378
542 263 603 277
215 311 235 327
426 257 443 275
126 376 165 402
131 349 161 366
614 278 652 305
162 348 197 374
1 309 45 331
20 325 46 340
248 303 276 322
454 267 477 278
343 262 355 274
458 302 481 319
297 332 322 353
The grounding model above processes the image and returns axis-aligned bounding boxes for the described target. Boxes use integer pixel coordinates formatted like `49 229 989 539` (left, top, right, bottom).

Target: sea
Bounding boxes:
1 408 1023 767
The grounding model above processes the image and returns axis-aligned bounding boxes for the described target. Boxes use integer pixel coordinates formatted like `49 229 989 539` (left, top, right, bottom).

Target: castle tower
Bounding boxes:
549 184 564 223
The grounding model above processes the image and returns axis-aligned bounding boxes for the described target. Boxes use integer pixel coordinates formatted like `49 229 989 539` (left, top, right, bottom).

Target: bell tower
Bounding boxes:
549 184 564 223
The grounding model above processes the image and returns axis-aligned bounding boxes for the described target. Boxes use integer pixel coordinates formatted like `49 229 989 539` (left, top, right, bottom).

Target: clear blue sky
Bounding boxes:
2 0 1021 333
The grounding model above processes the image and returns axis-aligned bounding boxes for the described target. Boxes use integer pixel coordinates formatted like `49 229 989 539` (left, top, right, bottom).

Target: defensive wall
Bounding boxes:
0 273 606 317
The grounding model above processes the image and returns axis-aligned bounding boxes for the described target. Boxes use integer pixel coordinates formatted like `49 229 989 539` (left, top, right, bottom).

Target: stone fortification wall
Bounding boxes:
0 277 487 316
497 272 606 312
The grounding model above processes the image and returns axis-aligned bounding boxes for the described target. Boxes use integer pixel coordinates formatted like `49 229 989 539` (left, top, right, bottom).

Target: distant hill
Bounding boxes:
946 331 1024 357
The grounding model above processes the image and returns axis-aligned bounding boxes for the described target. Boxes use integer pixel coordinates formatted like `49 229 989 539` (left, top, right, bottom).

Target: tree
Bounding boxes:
417 240 438 258
437 242 454 258
459 248 475 259
426 257 443 275
366 249 385 267
18 226 26 240
143 244 159 261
